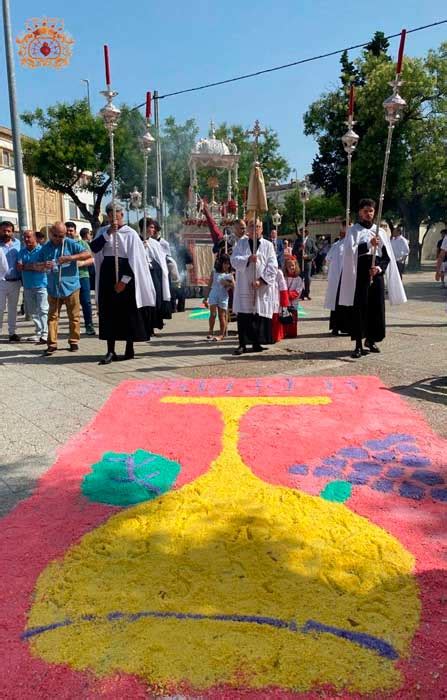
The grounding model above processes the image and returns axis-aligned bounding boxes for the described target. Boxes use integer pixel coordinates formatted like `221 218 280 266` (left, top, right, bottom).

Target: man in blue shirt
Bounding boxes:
17 230 48 344
32 221 91 355
0 220 22 342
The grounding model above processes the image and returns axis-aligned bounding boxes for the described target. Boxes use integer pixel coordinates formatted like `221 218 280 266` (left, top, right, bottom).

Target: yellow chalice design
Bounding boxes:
25 396 419 694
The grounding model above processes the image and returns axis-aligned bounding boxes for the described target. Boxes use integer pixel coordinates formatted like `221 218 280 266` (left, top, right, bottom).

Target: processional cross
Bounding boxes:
246 119 266 162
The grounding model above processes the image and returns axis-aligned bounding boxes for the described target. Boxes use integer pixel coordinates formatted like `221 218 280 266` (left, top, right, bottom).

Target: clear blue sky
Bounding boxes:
1 1 445 179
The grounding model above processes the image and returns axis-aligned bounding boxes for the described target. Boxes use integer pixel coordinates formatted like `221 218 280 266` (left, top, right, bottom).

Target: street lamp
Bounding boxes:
299 180 310 234
81 78 91 112
272 209 282 231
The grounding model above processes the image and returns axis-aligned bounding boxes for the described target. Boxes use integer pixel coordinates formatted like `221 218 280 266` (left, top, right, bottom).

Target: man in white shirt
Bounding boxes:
390 228 410 278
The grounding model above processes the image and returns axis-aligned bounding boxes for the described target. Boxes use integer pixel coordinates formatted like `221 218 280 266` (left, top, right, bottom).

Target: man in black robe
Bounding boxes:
341 199 390 359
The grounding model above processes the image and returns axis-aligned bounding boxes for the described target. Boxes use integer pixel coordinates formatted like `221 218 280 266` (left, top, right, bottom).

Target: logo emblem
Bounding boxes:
16 18 74 69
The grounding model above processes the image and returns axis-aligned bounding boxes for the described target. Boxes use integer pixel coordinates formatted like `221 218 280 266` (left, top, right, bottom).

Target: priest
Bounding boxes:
324 221 350 335
230 217 278 355
91 202 156 364
339 198 406 358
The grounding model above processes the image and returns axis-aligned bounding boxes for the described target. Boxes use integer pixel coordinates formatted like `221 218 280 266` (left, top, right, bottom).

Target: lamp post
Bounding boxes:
2 0 29 233
299 180 310 235
81 78 91 112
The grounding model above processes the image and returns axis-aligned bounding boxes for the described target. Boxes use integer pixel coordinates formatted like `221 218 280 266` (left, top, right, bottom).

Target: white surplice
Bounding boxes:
231 237 278 318
93 225 156 309
339 223 407 307
324 238 345 311
144 238 171 301
273 269 288 314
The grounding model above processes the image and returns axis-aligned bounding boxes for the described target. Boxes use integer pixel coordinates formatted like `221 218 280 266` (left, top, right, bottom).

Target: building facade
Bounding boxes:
0 125 95 232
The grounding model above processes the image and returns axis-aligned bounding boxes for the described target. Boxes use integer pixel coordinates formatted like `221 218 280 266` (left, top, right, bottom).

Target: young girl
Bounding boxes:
283 256 304 339
203 254 234 341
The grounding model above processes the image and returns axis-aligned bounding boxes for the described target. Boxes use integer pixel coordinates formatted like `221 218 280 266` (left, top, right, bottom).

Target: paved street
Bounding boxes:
1 265 445 516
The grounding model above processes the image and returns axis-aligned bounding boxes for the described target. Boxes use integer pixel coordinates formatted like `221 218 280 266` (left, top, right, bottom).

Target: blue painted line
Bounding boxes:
22 610 399 660
302 620 399 660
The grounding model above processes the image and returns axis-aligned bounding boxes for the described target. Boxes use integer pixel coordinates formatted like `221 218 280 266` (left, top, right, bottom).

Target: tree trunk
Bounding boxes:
406 225 421 271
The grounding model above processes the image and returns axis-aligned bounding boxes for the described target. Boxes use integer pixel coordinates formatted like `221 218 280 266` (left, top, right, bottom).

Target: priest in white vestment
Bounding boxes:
230 218 278 355
339 198 406 358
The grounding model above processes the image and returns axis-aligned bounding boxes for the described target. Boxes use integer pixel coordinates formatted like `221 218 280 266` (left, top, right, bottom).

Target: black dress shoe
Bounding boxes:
331 329 339 336
68 344 79 352
252 345 265 352
365 341 381 353
99 352 117 365
233 346 247 356
121 352 135 361
351 347 368 358
9 334 20 342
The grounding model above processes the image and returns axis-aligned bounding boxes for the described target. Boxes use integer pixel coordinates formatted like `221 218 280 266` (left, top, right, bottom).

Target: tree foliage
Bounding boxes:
21 100 147 229
21 102 289 225
304 37 447 268
282 192 345 234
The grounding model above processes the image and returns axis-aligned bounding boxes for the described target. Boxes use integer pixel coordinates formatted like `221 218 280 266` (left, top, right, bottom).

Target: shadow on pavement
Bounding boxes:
387 376 447 406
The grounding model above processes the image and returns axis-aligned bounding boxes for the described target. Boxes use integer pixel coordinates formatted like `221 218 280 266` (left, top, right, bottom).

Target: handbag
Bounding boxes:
279 307 293 325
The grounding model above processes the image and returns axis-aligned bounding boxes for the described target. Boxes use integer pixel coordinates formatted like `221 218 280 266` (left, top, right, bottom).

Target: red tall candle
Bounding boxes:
348 84 355 117
104 45 111 85
396 29 407 74
146 91 152 120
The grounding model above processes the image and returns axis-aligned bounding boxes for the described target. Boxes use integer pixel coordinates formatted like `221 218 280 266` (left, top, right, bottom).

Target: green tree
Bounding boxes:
364 31 390 58
21 100 149 230
340 50 359 87
304 39 447 268
160 116 199 215
282 192 345 234
213 123 289 203
21 102 290 227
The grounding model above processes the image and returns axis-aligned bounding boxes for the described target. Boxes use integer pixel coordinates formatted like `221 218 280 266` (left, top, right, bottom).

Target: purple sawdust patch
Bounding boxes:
431 488 447 502
399 482 425 501
352 461 383 476
288 464 309 475
347 473 370 485
386 468 405 479
411 471 444 486
372 479 395 493
314 466 344 478
339 447 369 459
321 457 347 469
401 457 431 468
395 443 421 454
365 434 415 450
371 451 396 462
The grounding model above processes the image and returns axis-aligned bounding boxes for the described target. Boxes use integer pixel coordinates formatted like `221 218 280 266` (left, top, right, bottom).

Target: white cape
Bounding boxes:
230 237 278 317
144 238 171 301
93 225 156 309
339 223 407 307
324 238 344 311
